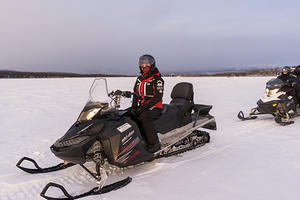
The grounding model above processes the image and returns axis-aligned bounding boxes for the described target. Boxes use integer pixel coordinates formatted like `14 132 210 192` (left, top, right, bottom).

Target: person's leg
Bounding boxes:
138 108 161 145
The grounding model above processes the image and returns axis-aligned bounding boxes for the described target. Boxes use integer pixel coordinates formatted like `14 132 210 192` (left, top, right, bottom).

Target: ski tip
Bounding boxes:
237 111 245 120
237 111 257 121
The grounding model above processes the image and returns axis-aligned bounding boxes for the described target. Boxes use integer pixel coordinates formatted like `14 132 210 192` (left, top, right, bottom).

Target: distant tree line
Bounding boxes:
165 68 280 77
0 68 280 79
0 70 131 78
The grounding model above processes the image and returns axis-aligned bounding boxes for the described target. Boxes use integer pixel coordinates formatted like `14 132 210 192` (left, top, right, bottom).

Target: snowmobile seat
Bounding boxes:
170 82 194 112
154 82 195 134
194 104 212 115
153 104 179 134
170 82 194 126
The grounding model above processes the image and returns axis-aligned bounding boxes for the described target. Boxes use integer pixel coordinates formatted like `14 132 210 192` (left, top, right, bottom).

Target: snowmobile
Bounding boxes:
16 78 217 200
238 77 300 125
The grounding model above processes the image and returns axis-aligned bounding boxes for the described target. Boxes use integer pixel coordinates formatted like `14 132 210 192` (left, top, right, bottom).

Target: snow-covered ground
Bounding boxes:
0 77 300 200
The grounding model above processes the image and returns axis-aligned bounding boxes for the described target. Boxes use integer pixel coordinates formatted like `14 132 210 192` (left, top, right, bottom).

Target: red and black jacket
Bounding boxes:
132 68 164 111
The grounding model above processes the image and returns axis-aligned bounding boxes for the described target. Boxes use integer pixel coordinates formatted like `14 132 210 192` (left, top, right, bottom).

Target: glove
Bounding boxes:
123 91 132 98
131 107 144 116
131 108 138 116
114 90 122 96
135 107 144 116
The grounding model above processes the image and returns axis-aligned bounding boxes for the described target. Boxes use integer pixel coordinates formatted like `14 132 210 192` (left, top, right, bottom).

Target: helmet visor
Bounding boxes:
140 63 151 68
139 55 155 67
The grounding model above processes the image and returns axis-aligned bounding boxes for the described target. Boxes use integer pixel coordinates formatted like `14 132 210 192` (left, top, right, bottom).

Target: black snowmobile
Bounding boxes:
16 78 217 200
238 77 300 125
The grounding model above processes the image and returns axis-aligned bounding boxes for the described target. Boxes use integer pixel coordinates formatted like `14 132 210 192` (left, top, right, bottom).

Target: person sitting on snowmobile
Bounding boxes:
293 65 300 102
295 65 300 81
277 66 300 105
131 54 164 153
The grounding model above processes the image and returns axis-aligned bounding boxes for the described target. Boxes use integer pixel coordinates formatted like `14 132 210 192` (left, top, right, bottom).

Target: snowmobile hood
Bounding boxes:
53 120 104 148
50 120 104 164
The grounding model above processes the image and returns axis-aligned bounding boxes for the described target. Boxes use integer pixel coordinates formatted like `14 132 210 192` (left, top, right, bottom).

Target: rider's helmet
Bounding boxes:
281 66 291 76
138 54 156 75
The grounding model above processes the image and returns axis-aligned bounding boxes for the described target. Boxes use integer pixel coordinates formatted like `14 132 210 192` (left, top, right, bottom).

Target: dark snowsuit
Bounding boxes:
132 67 164 145
278 74 300 104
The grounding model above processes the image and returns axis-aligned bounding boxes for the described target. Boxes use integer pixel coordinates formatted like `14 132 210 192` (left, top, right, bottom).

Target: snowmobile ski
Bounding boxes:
16 157 75 174
40 177 132 200
237 111 258 121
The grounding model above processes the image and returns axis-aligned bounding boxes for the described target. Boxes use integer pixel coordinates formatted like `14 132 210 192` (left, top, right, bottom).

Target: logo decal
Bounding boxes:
157 80 163 86
117 123 132 133
122 130 135 144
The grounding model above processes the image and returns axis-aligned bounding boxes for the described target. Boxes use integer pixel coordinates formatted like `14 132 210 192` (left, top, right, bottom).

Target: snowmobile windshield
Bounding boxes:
77 78 113 122
266 78 285 90
88 78 110 103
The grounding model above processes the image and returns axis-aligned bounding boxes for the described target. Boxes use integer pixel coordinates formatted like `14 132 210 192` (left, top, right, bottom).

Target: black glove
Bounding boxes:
131 107 144 116
114 90 122 96
123 91 132 98
131 108 137 116
135 107 144 116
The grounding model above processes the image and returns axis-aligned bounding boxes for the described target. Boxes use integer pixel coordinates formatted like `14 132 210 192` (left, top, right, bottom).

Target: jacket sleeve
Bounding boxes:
140 77 164 110
132 79 138 109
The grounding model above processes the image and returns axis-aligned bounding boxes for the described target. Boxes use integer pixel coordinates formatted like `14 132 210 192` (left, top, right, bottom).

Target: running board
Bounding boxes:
156 117 215 155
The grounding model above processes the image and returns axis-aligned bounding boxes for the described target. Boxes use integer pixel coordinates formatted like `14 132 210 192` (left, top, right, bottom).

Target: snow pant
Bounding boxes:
137 107 162 145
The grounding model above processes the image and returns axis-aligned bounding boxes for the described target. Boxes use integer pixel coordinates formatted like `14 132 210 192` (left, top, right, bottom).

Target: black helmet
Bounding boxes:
281 66 290 75
138 54 156 72
295 65 300 76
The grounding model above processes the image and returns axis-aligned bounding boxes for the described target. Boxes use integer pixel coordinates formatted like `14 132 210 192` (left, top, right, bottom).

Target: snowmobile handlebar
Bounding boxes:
108 90 140 108
109 90 140 98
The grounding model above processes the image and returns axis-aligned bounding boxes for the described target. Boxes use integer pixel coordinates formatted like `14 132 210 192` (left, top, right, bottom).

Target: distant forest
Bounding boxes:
0 68 280 79
0 70 129 78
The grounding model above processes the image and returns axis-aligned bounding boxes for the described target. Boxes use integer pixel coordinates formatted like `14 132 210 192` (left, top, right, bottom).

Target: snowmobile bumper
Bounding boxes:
50 137 96 164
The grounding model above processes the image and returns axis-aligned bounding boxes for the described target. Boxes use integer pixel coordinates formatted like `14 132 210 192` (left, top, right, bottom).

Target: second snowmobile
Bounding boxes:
238 77 300 125
16 78 217 200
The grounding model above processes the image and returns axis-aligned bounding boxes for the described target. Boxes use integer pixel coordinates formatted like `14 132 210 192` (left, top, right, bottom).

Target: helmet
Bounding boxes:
138 54 156 73
280 66 291 75
290 66 296 72
295 65 300 76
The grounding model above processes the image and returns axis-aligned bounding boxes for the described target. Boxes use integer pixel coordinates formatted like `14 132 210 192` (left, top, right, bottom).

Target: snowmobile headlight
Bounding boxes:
78 108 101 122
269 88 279 96
266 88 279 96
265 88 270 96
86 108 101 120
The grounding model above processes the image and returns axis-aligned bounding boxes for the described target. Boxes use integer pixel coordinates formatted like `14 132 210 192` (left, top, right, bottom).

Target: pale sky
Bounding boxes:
0 0 300 74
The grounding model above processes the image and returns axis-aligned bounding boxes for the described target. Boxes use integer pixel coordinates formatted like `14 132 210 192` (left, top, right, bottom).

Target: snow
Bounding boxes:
0 77 300 200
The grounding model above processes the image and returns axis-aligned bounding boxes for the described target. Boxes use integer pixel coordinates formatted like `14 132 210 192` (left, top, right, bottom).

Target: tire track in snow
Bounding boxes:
131 118 280 180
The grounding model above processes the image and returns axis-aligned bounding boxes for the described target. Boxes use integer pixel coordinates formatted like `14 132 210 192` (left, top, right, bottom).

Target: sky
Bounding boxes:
0 0 300 75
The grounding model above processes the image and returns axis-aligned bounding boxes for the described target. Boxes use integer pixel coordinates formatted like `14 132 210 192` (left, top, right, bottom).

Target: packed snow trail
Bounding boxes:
0 77 300 200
